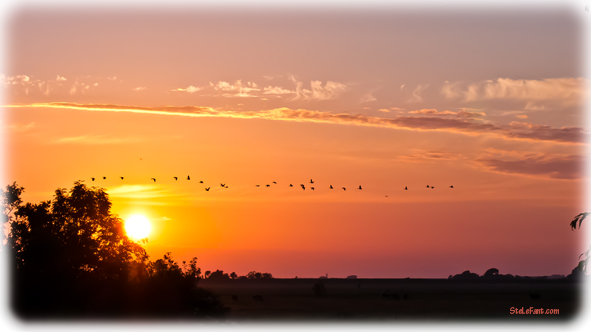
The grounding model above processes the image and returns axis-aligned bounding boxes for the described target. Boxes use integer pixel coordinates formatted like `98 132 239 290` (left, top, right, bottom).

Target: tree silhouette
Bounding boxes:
207 270 230 281
570 212 589 274
570 213 589 231
1 182 227 318
244 270 272 279
4 181 148 279
230 272 237 279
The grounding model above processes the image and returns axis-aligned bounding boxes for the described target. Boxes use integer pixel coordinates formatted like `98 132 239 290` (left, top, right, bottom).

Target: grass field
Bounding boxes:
200 278 581 321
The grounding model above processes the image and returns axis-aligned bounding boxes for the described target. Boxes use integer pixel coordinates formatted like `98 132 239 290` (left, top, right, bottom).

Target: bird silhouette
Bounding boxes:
329 185 333 189
311 187 315 191
120 177 124 180
310 179 314 184
404 186 408 190
103 177 106 180
151 178 156 182
301 184 305 190
220 183 225 187
256 185 260 187
225 185 229 188
199 181 203 183
174 177 178 180
449 185 454 189
289 184 293 187
187 176 191 180
385 195 388 197
91 178 95 181
272 181 277 184
358 185 362 190
426 185 430 188
431 186 435 189
342 187 346 191
205 187 210 191
266 184 270 187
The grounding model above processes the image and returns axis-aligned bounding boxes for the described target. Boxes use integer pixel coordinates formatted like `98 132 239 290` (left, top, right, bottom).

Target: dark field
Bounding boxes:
200 278 582 321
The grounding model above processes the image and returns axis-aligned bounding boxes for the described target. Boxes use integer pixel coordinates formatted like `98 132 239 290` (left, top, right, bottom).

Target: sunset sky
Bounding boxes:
1 7 588 278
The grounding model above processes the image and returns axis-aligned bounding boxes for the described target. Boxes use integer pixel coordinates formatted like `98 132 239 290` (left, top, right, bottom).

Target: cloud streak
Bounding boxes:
477 154 583 180
52 135 144 145
6 102 584 144
107 185 172 199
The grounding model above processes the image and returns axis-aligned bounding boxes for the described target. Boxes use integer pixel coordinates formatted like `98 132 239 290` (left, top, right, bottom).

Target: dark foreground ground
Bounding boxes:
200 278 582 321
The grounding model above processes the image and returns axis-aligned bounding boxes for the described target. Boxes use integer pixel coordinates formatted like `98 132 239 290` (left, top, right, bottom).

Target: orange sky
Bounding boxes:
1 8 587 278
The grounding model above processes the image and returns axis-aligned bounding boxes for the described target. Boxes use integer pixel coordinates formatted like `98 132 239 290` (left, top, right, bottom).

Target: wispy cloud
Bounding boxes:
310 80 347 100
524 102 546 111
409 108 486 118
442 77 587 105
107 185 172 199
132 86 146 91
409 109 456 115
5 122 35 132
398 149 465 163
52 134 144 145
290 77 347 101
172 85 201 93
210 80 260 97
69 81 93 95
360 91 377 103
1 74 30 85
7 102 584 144
477 154 583 180
2 74 106 97
406 84 428 103
262 86 295 95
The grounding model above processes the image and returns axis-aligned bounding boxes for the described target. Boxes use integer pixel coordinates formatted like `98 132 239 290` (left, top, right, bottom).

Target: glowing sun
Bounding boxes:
125 215 151 240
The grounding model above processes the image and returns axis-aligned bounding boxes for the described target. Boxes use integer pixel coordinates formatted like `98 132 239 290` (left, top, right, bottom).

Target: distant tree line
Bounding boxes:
201 269 273 281
1 181 228 319
448 267 579 281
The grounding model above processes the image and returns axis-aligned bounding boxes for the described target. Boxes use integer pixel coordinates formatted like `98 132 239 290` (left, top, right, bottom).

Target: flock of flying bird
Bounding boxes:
89 176 454 195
